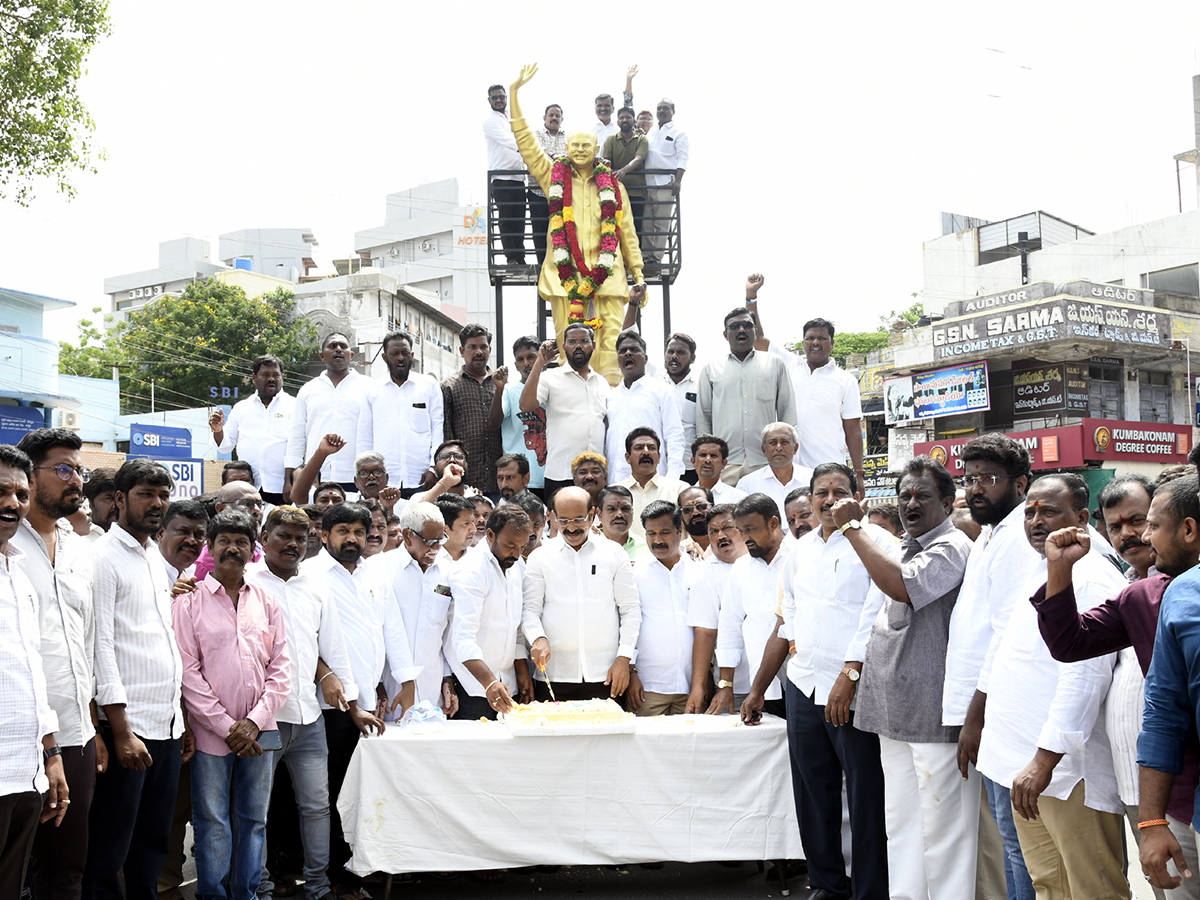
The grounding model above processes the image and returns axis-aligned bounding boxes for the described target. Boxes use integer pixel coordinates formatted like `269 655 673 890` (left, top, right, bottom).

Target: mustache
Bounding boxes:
220 552 243 562
1120 537 1147 553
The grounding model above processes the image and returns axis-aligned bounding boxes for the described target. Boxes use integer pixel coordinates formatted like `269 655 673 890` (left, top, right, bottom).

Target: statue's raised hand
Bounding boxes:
513 64 538 90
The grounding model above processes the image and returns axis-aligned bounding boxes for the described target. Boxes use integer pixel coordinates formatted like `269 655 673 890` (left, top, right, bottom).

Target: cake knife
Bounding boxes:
538 662 557 701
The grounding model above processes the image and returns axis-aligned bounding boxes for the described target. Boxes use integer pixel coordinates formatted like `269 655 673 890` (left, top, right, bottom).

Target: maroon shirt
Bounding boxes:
1031 574 1198 823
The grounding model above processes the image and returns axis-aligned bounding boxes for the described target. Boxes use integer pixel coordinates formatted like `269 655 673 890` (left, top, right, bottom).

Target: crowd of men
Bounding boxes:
484 64 689 269
4 264 1200 900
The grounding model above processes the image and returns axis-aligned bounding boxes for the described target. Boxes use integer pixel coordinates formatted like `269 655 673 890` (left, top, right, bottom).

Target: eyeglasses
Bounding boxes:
355 469 386 479
35 464 91 483
960 474 1014 488
708 524 739 537
232 498 263 510
413 531 448 547
437 452 466 462
682 501 711 513
556 515 592 527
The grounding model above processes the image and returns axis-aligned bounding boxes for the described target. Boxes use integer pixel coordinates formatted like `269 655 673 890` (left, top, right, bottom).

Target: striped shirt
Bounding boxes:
92 524 184 740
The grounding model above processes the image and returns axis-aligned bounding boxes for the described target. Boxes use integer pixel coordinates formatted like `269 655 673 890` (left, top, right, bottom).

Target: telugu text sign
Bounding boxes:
884 361 990 425
930 297 1169 362
1011 361 1089 419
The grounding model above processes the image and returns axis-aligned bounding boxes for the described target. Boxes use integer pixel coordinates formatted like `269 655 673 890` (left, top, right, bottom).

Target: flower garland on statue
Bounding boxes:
546 156 623 332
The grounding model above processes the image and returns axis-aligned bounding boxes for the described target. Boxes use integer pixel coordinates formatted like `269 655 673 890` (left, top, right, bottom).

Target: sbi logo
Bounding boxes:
132 431 160 448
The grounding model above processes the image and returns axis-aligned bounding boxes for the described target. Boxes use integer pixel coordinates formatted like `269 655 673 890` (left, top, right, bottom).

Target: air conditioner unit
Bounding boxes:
419 240 433 252
59 409 82 431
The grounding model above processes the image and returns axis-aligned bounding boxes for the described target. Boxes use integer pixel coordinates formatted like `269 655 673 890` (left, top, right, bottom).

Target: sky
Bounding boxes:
4 0 1200 356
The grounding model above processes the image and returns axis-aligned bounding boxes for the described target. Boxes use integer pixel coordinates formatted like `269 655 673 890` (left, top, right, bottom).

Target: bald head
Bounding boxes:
214 480 263 528
553 486 594 549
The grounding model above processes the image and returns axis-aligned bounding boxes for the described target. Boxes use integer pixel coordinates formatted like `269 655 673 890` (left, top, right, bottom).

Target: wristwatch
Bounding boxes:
840 666 861 683
839 519 862 535
717 679 734 690
43 745 62 762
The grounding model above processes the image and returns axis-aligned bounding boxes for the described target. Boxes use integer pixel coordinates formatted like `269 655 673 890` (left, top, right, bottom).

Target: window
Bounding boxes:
1143 265 1199 298
1088 363 1123 419
1139 371 1171 423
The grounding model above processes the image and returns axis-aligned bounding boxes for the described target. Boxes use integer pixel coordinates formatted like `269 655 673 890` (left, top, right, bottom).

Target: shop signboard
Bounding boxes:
916 426 1085 473
129 423 192 458
930 296 1169 362
883 361 990 425
0 407 46 445
1012 361 1089 419
859 454 892 491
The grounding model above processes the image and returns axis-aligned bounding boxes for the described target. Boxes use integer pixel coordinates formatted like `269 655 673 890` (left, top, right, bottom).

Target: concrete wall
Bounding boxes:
0 296 49 339
924 210 1200 315
59 375 121 450
219 228 316 282
1 332 62 398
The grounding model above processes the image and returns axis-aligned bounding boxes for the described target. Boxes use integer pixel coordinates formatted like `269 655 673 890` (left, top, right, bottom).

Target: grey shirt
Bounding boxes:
695 349 796 468
855 516 973 744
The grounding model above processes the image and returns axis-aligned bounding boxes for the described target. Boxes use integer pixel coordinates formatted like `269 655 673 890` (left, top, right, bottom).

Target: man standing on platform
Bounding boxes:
743 463 895 900
605 329 685 484
483 83 526 266
12 429 96 900
450 505 534 719
523 487 640 703
528 105 566 268
357 331 444 496
628 501 693 716
521 328 610 495
602 108 649 239
286 333 370 492
642 98 689 269
442 324 503 496
735 422 813 517
697 308 796 485
209 354 296 504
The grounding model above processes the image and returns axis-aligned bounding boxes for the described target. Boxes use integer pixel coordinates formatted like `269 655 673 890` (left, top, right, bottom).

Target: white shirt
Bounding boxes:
302 550 417 709
593 120 619 144
618 474 689 540
92 524 184 740
662 371 698 470
735 465 814 522
0 545 55 796
781 524 897 706
218 391 297 492
521 535 641 683
685 555 742 687
976 552 1127 812
645 120 690 187
376 547 454 707
285 370 372 484
356 374 444 488
634 554 694 694
1106 647 1144 805
245 563 358 726
707 479 747 507
536 365 610 482
942 503 1043 726
605 375 686 483
11 521 94 748
769 343 862 468
449 542 524 697
484 108 524 180
717 543 793 699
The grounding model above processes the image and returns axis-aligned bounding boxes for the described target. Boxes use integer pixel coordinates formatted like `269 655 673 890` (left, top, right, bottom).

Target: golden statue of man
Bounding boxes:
509 64 646 387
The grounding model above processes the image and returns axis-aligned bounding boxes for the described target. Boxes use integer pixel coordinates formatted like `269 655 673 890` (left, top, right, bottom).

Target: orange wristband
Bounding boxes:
1138 818 1170 830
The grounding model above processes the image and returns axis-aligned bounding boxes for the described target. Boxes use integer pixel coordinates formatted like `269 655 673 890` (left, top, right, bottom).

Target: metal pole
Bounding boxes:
662 279 672 340
495 281 505 366
537 293 547 343
151 379 155 413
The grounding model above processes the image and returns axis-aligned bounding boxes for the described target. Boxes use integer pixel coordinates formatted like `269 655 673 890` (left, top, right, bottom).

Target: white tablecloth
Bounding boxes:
337 713 801 874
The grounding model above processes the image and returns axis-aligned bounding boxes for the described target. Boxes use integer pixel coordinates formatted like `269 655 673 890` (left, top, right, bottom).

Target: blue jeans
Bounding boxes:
191 748 274 900
259 721 332 900
983 776 1035 900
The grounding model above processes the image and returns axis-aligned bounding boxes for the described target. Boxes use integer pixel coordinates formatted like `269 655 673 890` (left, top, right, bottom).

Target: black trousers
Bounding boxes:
492 180 526 263
83 725 181 900
453 680 498 721
785 679 888 900
31 739 96 900
260 491 285 505
533 681 611 702
542 478 573 503
0 790 40 900
322 708 361 880
528 190 550 268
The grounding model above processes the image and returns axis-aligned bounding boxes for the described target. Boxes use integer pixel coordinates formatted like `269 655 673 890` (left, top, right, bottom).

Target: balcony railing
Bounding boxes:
485 167 683 361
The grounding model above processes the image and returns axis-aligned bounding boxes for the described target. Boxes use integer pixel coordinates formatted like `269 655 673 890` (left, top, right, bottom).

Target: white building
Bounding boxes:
354 179 491 333
292 270 467 382
103 237 228 324
219 228 319 282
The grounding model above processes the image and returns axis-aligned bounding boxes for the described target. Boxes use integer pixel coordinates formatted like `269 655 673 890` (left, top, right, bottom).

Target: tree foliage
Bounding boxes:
94 280 319 414
831 331 889 367
58 305 123 379
0 0 111 205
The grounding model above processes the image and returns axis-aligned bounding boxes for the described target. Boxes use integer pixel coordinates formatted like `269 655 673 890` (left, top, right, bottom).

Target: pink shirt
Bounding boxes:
194 542 263 581
173 574 290 756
